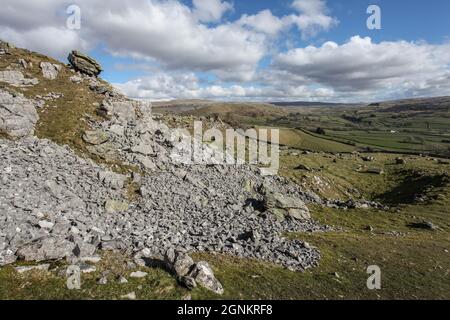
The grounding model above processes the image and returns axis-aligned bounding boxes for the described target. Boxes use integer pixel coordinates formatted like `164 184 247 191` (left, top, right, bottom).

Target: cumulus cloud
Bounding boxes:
274 36 450 99
288 0 338 38
0 0 337 81
1 1 449 101
193 0 233 23
115 71 336 101
0 0 265 81
237 10 285 36
236 0 337 38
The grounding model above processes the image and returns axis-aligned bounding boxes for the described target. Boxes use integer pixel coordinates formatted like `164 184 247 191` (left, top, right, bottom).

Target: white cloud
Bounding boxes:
0 0 265 81
288 0 338 38
274 36 450 99
2 1 449 101
115 71 337 101
0 26 88 59
193 0 233 23
237 10 285 36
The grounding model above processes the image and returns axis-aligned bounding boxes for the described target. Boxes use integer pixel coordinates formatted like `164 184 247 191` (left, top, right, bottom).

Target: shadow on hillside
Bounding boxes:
375 171 449 205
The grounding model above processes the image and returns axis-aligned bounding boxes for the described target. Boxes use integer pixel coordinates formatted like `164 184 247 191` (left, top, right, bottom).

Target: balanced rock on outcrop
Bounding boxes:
0 89 39 138
263 192 311 221
68 50 102 77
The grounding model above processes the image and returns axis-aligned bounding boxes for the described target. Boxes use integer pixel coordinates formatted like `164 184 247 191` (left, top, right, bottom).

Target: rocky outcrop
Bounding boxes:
68 51 102 77
97 99 138 123
0 89 39 138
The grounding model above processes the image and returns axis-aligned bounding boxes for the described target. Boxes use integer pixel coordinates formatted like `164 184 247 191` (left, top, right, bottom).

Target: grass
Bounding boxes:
276 128 356 153
0 252 188 300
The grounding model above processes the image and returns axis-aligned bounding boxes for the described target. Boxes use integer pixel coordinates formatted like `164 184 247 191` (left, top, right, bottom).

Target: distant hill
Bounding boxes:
365 96 450 113
270 101 359 108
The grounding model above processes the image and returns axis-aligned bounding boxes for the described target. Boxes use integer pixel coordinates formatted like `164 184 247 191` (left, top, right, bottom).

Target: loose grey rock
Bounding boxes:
189 261 224 295
17 236 76 262
69 75 83 84
38 220 54 230
83 130 110 145
15 264 50 274
98 171 126 190
0 249 17 266
40 62 60 80
130 271 148 278
263 192 311 221
173 252 195 277
121 292 136 300
104 200 129 214
78 262 97 274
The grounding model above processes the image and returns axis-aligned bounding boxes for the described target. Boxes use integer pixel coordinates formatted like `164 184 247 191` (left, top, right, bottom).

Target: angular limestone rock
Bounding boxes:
68 51 102 76
40 62 60 80
0 89 39 138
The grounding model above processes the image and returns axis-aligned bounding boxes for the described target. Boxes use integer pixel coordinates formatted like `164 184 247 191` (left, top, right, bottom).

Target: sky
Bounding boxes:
1 0 450 102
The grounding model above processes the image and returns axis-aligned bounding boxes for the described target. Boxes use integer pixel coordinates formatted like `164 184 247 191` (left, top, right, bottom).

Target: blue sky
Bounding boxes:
1 0 450 102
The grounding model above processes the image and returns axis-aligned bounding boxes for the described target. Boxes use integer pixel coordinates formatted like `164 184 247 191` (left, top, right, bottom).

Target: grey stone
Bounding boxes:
17 236 76 262
38 220 54 230
263 192 311 221
98 171 126 190
173 252 195 277
78 262 97 274
0 89 39 138
98 100 136 123
40 62 60 80
105 200 129 214
131 144 155 156
86 142 118 161
189 261 224 295
0 70 39 87
0 249 17 266
100 239 127 251
15 264 50 274
130 271 148 278
69 75 83 84
121 292 136 300
83 130 110 145
68 51 102 77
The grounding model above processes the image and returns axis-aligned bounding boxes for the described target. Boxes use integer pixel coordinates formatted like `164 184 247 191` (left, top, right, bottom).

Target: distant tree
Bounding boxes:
316 127 326 135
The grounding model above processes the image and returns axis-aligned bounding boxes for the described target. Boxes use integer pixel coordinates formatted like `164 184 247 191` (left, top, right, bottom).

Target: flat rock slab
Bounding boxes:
130 271 148 278
15 264 50 274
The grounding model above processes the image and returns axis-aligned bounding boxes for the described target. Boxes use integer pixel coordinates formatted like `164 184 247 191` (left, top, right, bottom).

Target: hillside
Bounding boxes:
1 41 449 300
0 40 328 299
